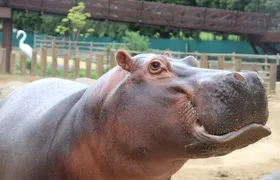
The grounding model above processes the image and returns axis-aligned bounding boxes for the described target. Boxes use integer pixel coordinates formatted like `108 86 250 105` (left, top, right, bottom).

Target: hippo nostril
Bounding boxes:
232 73 245 82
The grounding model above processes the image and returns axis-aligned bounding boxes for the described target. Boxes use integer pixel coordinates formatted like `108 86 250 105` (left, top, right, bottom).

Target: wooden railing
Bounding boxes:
0 47 114 80
1 0 279 35
186 52 278 93
33 34 187 61
0 47 278 93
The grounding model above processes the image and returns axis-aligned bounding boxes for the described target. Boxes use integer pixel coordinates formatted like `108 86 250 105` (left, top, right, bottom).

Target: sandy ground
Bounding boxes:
0 75 279 180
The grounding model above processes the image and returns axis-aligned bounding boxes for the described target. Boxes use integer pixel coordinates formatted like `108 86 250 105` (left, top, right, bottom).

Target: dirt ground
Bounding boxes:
0 75 279 180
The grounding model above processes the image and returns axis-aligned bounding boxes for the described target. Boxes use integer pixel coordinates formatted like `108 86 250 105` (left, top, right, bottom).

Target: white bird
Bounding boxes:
16 30 32 61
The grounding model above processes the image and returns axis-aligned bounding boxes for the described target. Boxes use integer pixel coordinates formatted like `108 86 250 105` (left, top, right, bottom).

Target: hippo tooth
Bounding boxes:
187 100 197 115
188 101 192 108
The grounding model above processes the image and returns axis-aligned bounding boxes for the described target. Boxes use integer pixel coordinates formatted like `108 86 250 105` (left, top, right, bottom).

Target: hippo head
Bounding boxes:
102 50 271 160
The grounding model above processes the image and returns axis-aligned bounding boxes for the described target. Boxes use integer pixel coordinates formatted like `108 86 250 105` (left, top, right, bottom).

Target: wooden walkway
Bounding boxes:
0 0 280 36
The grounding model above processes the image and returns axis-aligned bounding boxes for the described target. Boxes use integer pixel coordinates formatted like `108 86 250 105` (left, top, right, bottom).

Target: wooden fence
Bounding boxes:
0 47 278 93
33 34 187 59
186 52 278 93
0 47 117 80
34 34 126 59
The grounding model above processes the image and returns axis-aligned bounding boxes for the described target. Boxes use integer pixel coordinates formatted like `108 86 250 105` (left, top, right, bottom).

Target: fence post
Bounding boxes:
52 48 58 77
230 52 235 71
234 58 242 72
34 33 37 49
277 53 280 65
231 52 236 61
264 54 268 71
10 52 16 75
269 63 277 93
74 58 80 79
200 54 208 68
0 48 7 74
63 53 69 79
31 50 37 76
194 51 199 59
217 55 225 70
109 50 117 70
75 46 78 58
52 40 55 49
86 57 92 78
97 54 104 78
20 53 27 76
40 48 47 77
90 41 93 52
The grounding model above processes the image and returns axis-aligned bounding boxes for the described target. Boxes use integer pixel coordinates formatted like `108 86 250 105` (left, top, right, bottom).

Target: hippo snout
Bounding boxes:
226 71 265 90
194 70 268 136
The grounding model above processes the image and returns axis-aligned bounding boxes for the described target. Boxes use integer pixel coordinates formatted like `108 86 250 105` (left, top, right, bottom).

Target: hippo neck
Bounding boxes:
76 66 128 131
62 67 190 179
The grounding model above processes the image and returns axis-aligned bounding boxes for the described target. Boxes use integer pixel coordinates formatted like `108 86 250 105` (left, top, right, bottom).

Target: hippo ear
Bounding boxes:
115 49 133 72
183 56 199 67
163 51 172 58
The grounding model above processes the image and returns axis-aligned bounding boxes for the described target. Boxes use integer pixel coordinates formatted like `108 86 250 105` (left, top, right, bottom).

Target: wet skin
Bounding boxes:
0 50 271 180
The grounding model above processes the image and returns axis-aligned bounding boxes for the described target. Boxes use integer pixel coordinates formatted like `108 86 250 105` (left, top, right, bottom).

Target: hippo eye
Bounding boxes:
151 61 160 69
149 60 162 74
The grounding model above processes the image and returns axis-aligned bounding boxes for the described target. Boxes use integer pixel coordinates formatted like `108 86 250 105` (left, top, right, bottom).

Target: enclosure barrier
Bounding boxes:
0 47 116 80
0 47 278 94
34 34 187 59
187 52 278 94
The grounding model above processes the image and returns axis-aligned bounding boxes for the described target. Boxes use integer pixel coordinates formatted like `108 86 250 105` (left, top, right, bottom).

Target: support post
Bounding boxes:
2 16 12 73
269 64 277 93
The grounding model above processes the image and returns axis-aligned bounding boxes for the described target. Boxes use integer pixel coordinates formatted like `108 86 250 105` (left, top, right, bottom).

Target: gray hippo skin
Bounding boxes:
259 170 280 180
0 50 271 180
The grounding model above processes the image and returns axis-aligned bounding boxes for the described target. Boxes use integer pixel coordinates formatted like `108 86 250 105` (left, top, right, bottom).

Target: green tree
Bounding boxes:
89 21 129 39
39 15 63 36
123 30 150 51
55 2 94 41
12 11 43 32
263 0 280 15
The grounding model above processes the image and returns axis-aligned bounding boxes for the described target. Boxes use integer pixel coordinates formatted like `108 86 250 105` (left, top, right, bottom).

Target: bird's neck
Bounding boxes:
20 33 27 45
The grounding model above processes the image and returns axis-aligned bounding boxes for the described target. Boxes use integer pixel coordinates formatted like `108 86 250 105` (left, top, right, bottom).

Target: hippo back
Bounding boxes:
0 78 89 180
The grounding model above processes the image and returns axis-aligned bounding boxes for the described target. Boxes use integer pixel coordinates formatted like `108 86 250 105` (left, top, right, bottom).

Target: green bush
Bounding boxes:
123 30 150 51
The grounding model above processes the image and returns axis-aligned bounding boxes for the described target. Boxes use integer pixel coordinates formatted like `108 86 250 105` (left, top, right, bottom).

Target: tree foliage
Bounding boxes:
12 11 43 32
263 0 280 15
123 31 150 51
55 2 94 40
89 21 129 39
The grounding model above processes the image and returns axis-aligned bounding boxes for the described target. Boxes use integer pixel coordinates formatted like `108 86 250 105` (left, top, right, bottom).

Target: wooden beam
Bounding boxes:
0 7 11 18
0 0 271 36
2 17 12 73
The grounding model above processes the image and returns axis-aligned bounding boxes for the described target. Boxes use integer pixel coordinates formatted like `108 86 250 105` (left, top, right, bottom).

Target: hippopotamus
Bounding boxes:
0 50 271 180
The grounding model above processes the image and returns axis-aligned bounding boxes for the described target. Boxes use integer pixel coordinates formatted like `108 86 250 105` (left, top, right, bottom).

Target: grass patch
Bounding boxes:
199 32 240 41
14 61 98 80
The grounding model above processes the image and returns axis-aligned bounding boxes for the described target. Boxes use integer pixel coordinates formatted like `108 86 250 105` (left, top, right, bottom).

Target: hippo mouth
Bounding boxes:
194 118 271 143
185 97 271 157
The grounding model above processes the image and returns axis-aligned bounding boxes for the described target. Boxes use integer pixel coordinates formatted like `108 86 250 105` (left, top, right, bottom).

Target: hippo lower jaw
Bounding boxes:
187 118 271 158
194 121 271 144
